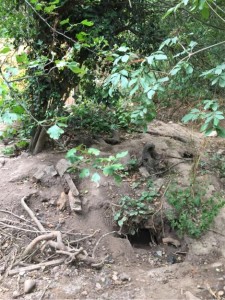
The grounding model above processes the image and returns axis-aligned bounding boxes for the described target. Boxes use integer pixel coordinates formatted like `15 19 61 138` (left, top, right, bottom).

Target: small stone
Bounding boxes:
112 274 118 281
156 251 163 257
44 165 57 177
68 190 82 212
19 271 25 276
12 291 20 298
95 283 102 290
218 291 224 296
55 159 71 177
24 279 36 294
139 167 150 178
32 169 45 182
57 192 68 211
185 291 201 300
216 268 220 272
119 273 130 282
81 291 88 296
64 174 79 196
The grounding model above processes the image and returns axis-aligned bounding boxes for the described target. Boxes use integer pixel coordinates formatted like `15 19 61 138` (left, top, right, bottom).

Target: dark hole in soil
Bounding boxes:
182 151 194 158
127 228 157 248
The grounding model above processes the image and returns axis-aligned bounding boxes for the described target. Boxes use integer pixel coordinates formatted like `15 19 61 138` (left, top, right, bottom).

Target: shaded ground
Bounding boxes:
1 120 225 299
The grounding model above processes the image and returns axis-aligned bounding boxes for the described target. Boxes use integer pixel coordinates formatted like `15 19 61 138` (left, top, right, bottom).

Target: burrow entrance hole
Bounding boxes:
116 227 188 265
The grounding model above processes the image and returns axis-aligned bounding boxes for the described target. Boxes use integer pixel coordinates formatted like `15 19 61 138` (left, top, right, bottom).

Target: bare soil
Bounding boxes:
1 120 225 300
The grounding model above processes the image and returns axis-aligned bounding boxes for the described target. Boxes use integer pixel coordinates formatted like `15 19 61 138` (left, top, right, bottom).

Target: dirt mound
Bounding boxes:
0 120 225 299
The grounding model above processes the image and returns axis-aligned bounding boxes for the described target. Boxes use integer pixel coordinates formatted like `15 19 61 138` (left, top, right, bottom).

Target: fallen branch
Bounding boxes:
8 258 65 276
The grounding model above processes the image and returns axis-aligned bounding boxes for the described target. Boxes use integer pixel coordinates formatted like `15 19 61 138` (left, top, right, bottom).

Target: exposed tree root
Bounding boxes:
2 194 107 275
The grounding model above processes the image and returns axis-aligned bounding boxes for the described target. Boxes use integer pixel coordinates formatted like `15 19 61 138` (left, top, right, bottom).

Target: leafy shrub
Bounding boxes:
114 187 158 235
166 184 225 238
66 145 128 183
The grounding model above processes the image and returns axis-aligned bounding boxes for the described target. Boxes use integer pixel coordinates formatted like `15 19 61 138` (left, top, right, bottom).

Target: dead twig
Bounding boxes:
205 282 219 299
69 229 99 244
0 221 43 233
21 195 45 232
0 209 35 226
151 180 171 234
39 281 51 300
92 231 117 259
8 258 66 276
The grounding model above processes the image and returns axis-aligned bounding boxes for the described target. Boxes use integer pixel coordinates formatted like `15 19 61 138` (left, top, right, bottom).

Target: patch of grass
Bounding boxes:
166 184 225 238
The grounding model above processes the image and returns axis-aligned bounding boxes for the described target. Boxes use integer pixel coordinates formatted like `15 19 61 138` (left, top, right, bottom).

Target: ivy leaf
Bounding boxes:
47 124 64 140
79 168 90 178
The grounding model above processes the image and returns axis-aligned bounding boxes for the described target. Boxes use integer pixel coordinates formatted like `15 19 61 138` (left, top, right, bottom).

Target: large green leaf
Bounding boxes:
47 124 64 140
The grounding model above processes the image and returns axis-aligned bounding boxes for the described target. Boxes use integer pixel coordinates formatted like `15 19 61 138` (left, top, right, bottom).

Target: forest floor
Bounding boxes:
1 120 225 300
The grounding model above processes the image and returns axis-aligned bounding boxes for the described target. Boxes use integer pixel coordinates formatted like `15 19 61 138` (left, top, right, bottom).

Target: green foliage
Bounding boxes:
208 153 225 178
47 124 65 140
182 100 225 137
66 146 128 183
2 146 14 156
67 100 132 134
114 186 158 235
166 184 225 238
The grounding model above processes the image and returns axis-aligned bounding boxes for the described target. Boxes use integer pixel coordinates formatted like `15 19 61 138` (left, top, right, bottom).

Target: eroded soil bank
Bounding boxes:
1 120 225 300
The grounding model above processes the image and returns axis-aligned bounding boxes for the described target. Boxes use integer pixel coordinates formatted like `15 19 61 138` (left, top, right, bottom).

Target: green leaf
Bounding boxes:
91 172 101 183
121 54 129 63
16 53 29 64
66 148 77 163
81 19 94 27
76 31 88 42
115 151 128 159
120 76 129 89
47 124 64 140
0 47 11 54
79 168 90 178
60 18 70 25
103 164 124 176
117 46 129 52
204 128 214 136
1 112 19 124
67 62 86 75
88 148 100 156
216 127 225 138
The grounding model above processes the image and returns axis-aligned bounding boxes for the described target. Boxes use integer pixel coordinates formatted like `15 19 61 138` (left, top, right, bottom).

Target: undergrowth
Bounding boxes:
114 185 158 235
166 184 225 238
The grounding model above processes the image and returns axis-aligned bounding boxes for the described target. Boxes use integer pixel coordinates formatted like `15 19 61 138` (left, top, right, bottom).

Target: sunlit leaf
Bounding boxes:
47 124 64 140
